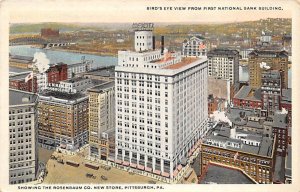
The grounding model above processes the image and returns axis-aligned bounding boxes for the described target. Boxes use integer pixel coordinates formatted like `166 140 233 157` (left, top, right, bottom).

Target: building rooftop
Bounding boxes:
285 145 292 177
9 72 31 81
246 120 264 129
205 123 274 157
274 156 285 182
234 86 261 101
84 67 115 77
88 81 115 93
248 49 288 58
9 67 31 73
272 112 287 129
207 48 239 57
227 107 259 122
10 55 34 62
200 164 255 184
282 88 291 103
40 91 87 101
9 89 38 106
163 57 198 69
62 76 90 83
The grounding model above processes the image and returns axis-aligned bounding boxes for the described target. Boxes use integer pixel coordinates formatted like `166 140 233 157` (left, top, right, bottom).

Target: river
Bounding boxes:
9 45 117 69
9 45 291 88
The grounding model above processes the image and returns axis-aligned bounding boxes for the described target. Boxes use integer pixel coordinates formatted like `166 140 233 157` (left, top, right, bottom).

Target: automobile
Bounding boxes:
101 175 108 180
57 159 64 164
50 155 57 160
86 173 93 178
148 180 156 184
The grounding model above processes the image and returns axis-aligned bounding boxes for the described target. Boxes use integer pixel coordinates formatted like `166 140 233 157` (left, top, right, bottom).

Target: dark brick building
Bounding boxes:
9 73 37 93
47 63 68 84
41 28 59 38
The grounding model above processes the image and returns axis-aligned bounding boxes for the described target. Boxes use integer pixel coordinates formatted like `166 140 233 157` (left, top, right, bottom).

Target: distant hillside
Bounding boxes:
10 18 291 36
10 23 88 34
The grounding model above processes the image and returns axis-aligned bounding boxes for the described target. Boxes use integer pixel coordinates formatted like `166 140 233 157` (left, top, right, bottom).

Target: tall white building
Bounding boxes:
9 89 39 184
115 23 208 179
36 72 48 93
207 49 239 85
67 60 92 79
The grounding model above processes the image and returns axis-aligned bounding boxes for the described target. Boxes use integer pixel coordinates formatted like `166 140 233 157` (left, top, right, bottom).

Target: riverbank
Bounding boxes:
29 44 117 57
51 47 117 57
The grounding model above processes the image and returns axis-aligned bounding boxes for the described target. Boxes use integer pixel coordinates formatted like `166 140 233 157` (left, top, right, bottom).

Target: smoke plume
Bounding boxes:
210 111 232 126
259 62 271 70
33 52 50 73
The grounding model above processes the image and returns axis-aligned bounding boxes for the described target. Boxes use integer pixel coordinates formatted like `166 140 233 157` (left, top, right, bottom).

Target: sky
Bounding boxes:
1 0 293 24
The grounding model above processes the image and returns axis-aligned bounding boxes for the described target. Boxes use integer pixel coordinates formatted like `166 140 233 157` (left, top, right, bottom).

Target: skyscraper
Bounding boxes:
9 89 39 184
114 23 208 179
248 50 288 89
88 81 115 160
207 49 239 85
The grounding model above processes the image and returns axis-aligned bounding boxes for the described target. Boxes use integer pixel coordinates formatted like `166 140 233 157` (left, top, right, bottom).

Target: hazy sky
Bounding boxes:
2 0 293 24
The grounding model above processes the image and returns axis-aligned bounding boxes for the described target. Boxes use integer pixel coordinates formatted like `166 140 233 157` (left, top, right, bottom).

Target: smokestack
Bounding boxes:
230 125 236 139
152 36 155 50
161 36 164 55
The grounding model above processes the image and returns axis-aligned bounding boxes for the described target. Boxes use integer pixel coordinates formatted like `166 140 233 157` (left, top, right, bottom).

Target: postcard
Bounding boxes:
0 0 299 192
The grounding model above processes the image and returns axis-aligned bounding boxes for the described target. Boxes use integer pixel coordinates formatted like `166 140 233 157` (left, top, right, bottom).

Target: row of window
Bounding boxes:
117 73 168 82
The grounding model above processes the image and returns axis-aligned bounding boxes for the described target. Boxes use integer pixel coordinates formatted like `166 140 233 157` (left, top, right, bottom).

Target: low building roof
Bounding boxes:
274 156 285 182
84 67 115 77
248 49 288 58
9 67 31 73
88 81 115 93
9 72 31 81
282 88 291 103
207 48 239 57
9 89 38 106
205 123 274 157
162 57 198 70
10 55 34 62
272 112 287 129
234 86 261 101
200 164 255 184
40 91 87 101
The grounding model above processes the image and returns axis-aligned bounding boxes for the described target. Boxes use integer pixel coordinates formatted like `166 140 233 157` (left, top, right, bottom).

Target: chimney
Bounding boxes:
230 125 236 139
152 36 155 50
161 36 164 55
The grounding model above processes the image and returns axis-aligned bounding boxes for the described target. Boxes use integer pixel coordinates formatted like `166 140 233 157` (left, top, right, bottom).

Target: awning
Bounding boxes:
154 170 161 175
184 169 193 179
173 169 179 177
115 159 122 164
145 167 152 172
177 164 183 171
162 172 170 177
122 161 129 166
108 157 115 162
137 165 145 170
130 163 137 168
